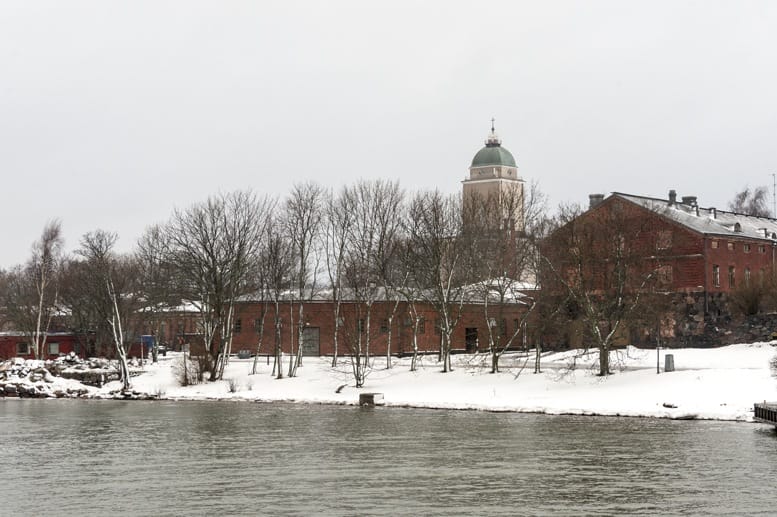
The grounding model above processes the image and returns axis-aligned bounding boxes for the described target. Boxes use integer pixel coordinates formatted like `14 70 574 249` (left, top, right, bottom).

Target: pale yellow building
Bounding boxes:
462 124 524 232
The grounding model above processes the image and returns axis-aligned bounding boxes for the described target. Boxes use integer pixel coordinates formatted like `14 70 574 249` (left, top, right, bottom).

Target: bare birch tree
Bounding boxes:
406 190 467 373
162 190 271 380
75 230 137 391
323 187 355 367
1 221 64 359
253 216 293 379
284 182 324 378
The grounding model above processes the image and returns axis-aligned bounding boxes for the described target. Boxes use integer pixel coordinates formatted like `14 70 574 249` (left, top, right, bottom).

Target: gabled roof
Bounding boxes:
612 192 777 242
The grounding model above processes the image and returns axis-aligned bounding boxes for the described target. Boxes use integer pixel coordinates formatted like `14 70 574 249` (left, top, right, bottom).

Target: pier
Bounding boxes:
753 402 777 426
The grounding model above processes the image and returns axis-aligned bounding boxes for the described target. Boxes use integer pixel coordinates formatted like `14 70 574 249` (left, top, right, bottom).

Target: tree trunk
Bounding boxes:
598 343 610 376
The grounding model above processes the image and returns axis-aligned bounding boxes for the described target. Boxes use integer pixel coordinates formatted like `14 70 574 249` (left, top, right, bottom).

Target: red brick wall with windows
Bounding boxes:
229 299 528 356
0 333 80 360
705 237 775 294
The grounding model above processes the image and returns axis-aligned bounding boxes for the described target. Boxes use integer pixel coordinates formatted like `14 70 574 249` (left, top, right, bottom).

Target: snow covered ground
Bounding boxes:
105 342 777 422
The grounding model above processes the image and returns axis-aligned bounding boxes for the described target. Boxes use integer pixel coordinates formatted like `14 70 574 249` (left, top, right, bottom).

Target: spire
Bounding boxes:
485 117 501 147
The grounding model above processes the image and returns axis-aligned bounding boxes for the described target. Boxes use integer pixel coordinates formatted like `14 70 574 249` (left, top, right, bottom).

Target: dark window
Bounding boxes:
744 243 751 253
17 342 29 355
380 319 389 333
713 265 720 287
728 266 736 288
745 267 751 286
418 318 426 334
434 318 441 335
357 319 365 333
233 318 242 333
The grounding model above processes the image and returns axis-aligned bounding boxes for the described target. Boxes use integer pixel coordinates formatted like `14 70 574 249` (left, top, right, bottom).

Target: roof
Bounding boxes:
471 145 517 168
612 192 777 241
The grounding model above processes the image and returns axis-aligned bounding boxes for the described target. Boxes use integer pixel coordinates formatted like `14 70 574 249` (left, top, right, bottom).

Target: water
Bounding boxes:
1 400 776 516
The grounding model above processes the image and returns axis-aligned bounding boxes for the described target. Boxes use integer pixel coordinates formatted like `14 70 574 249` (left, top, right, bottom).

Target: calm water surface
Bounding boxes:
1 400 776 516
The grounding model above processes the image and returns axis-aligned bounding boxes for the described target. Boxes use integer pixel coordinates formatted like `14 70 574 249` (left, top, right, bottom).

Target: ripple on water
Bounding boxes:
1 400 776 516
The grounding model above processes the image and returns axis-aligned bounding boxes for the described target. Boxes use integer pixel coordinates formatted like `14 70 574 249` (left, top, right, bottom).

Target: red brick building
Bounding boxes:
228 294 529 357
0 332 81 360
545 190 777 345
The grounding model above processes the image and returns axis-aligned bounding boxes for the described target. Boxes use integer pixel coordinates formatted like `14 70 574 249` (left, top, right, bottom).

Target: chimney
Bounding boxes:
589 193 605 210
681 195 698 207
710 207 717 219
668 189 677 206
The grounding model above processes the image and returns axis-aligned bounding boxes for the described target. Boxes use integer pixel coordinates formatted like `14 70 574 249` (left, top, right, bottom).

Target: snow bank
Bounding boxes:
4 343 776 422
115 342 777 422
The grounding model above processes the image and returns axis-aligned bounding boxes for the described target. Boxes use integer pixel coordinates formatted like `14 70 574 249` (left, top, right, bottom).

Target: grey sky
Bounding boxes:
2 1 776 268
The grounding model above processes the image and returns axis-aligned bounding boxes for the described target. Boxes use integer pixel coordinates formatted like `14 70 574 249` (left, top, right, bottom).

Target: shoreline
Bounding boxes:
3 342 776 424
2 387 772 426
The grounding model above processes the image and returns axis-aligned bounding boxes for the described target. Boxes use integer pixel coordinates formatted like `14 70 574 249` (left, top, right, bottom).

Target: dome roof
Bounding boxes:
470 126 516 167
471 145 516 168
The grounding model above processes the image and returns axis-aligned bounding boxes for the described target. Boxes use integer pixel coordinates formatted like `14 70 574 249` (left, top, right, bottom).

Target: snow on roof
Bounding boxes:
613 192 777 241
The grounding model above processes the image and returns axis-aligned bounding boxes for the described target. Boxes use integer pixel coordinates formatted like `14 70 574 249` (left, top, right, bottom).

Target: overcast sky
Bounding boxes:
2 1 776 268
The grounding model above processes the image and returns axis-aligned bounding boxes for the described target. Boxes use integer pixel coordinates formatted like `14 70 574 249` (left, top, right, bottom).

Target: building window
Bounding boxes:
728 266 736 288
418 318 426 334
434 318 441 335
514 319 521 333
233 318 242 333
744 243 751 253
711 240 719 249
17 343 29 355
713 265 720 287
48 342 60 356
745 267 751 286
336 317 344 327
727 242 734 251
656 230 672 250
760 268 766 286
499 318 507 337
759 245 766 253
380 319 389 333
658 265 673 286
357 319 365 333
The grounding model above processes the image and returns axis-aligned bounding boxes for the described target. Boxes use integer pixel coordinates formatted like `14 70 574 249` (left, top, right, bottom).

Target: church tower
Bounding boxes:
462 121 524 232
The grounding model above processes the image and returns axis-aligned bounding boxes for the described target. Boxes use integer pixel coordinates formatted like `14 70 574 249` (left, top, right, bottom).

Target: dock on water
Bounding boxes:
754 402 777 426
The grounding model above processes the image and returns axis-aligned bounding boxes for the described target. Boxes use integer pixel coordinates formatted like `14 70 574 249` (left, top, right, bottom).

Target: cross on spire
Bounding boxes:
491 117 495 132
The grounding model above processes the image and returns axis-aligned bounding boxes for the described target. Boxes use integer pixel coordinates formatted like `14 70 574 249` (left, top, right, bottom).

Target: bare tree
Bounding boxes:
462 183 546 373
728 186 771 217
540 199 668 376
284 182 325 378
162 190 271 381
253 216 293 379
1 221 64 359
74 230 138 391
136 224 179 363
322 187 355 367
406 190 467 373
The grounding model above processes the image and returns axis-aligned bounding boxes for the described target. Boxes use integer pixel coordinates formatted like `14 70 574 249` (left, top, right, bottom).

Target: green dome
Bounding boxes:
471 144 516 168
